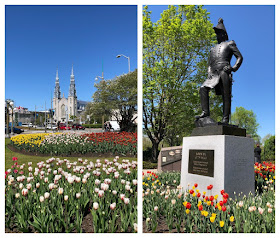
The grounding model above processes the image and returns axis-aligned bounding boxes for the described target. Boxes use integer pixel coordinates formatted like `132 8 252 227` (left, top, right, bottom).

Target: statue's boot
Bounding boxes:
221 95 231 124
196 87 210 119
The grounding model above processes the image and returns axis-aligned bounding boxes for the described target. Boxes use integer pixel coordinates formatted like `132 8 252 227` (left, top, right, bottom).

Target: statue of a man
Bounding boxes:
196 18 243 125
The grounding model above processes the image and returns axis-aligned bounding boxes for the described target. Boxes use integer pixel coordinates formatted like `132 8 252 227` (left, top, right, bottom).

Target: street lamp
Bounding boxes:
5 99 14 137
95 75 104 81
116 54 130 73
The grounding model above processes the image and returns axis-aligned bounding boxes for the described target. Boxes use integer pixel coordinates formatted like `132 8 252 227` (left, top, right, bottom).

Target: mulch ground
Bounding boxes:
143 215 185 233
7 144 136 158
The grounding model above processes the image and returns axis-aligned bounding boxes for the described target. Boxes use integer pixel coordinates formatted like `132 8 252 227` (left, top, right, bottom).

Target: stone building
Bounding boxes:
53 65 87 124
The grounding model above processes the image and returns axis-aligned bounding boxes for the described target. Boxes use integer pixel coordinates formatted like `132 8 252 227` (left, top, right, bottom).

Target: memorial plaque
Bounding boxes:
161 148 182 165
188 150 214 177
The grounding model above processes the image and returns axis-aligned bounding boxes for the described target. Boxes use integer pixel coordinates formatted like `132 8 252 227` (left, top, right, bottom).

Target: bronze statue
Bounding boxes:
196 18 243 126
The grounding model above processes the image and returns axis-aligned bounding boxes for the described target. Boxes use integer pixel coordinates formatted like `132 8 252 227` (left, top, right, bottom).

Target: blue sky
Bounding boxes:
5 5 137 110
145 5 275 139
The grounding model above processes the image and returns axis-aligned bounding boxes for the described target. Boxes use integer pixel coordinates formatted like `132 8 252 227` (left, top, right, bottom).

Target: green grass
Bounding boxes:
5 138 136 171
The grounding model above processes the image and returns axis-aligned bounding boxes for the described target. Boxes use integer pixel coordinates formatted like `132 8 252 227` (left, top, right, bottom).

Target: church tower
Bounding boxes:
68 64 77 120
53 68 61 122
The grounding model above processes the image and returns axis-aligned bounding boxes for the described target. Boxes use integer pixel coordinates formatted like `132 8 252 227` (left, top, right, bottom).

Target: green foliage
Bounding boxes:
263 135 275 161
87 70 137 132
143 161 158 169
82 124 102 128
143 5 219 161
231 106 260 141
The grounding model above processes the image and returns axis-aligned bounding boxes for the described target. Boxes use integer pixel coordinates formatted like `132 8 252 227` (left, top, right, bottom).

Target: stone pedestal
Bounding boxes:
157 146 182 172
180 135 254 198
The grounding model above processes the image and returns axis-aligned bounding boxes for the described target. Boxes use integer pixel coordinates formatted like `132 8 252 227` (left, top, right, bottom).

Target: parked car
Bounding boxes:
105 121 120 132
28 123 38 128
46 124 57 130
72 124 85 130
59 123 71 130
5 127 24 134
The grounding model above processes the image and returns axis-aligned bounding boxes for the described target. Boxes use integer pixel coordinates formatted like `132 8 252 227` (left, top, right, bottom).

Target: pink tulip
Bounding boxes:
21 188 28 196
110 203 116 210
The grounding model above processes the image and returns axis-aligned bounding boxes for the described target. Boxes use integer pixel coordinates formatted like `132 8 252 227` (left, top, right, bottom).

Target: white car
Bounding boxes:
105 121 120 131
46 124 57 130
28 123 37 128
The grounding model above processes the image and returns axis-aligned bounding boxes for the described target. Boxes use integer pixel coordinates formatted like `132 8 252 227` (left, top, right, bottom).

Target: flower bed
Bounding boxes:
5 156 137 233
143 162 275 233
10 132 137 156
10 133 53 152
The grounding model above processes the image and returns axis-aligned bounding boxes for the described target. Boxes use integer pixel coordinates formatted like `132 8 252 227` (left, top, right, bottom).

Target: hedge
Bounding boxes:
82 124 102 128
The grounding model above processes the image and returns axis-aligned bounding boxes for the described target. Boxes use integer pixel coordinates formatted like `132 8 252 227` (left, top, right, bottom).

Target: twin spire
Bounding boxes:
54 65 76 99
71 64 74 77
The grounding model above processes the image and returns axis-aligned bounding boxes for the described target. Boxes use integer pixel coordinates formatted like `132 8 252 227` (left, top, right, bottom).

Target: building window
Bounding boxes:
61 105 65 117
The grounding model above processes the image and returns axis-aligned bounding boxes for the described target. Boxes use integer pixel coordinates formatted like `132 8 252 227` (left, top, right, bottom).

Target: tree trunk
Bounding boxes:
151 140 160 163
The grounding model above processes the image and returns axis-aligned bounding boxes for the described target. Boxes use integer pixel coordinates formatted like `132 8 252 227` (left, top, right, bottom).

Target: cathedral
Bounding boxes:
53 65 87 124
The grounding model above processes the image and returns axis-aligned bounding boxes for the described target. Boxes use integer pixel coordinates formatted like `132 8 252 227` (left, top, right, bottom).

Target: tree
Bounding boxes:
263 135 275 161
231 106 260 141
143 5 219 161
261 133 272 145
87 70 137 132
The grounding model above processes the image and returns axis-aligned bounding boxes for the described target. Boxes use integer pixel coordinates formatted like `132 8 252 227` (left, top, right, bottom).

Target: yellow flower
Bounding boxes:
211 213 217 218
159 183 161 185
214 195 219 200
203 191 206 195
152 183 154 186
156 180 159 182
192 192 196 197
220 221 225 227
201 210 208 217
210 216 215 223
218 206 222 211
183 201 187 207
147 177 150 181
192 186 195 189
185 209 190 214
196 189 200 193
142 182 145 185
207 201 211 206
230 216 234 222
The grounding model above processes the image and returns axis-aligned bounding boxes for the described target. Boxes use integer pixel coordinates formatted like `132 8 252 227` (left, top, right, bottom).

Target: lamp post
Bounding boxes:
5 99 14 137
116 54 130 73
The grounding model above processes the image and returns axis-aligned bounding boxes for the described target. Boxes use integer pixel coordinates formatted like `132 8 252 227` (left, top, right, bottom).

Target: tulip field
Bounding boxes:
143 162 275 233
5 156 138 233
10 132 137 156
